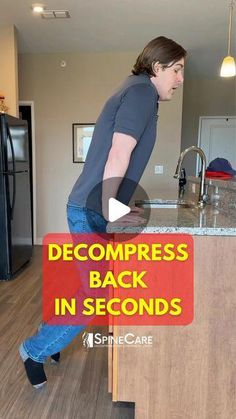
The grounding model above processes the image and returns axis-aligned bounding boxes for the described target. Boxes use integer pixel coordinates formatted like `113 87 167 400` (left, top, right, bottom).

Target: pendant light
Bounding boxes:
220 0 236 77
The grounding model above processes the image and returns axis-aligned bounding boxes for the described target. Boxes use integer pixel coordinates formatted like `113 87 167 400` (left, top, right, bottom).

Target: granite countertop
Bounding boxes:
107 203 236 236
107 177 236 236
188 175 236 190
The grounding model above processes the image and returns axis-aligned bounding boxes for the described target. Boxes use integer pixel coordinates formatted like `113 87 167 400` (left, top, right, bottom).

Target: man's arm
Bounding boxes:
102 132 144 224
102 132 136 220
103 132 136 180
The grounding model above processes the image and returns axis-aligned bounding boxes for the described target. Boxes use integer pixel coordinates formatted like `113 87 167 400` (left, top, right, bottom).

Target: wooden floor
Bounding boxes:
0 246 134 419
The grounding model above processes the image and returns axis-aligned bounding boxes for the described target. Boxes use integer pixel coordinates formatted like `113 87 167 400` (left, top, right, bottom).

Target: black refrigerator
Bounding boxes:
0 113 33 280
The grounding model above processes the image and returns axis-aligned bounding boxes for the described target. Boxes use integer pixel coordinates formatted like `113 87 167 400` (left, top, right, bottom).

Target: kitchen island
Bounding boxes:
108 198 236 419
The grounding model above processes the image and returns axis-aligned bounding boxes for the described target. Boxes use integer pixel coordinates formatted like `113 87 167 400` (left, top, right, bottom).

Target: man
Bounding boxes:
19 36 186 388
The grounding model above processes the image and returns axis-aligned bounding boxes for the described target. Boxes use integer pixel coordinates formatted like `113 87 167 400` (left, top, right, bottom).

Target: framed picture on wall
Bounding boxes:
72 123 95 163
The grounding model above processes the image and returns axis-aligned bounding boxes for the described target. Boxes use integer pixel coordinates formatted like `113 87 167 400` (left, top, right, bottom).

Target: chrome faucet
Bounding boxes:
174 146 207 208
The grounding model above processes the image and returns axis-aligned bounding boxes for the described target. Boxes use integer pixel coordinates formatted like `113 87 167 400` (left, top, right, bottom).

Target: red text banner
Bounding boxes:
43 233 194 326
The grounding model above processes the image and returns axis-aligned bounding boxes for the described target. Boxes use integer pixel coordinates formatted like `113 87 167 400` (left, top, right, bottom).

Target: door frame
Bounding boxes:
19 101 37 245
196 116 236 175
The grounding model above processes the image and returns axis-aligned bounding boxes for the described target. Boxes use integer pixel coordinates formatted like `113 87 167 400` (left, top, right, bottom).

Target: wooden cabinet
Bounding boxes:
109 236 236 418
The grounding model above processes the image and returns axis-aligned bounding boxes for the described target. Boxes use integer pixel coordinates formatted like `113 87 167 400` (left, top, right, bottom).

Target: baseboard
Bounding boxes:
35 237 43 245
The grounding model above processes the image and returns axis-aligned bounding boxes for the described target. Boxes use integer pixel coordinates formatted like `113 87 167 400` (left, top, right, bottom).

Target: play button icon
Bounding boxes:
108 198 130 222
85 177 151 238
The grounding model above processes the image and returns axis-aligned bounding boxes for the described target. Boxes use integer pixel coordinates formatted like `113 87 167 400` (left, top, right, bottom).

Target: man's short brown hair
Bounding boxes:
132 36 187 76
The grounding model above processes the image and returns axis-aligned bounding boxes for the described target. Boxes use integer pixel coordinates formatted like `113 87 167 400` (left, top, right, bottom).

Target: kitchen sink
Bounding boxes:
135 199 197 209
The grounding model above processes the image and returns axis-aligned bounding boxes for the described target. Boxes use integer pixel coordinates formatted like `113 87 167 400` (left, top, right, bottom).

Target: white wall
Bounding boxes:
19 52 183 242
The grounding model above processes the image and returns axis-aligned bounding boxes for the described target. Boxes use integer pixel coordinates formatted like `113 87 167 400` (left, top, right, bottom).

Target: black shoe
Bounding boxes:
23 358 47 389
51 352 60 363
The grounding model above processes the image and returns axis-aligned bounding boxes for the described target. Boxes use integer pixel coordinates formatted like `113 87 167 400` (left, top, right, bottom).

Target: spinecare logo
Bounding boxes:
82 332 153 348
82 332 94 348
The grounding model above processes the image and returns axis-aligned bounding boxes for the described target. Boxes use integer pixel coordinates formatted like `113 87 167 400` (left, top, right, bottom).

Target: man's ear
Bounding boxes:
152 61 161 76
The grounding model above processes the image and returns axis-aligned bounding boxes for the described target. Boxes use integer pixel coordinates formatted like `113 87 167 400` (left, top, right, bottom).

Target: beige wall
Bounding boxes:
0 25 18 117
141 88 183 192
181 77 236 175
18 52 183 241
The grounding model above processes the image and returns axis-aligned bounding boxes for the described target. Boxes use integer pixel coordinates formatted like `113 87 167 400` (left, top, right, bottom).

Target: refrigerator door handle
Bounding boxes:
0 170 29 174
6 125 16 220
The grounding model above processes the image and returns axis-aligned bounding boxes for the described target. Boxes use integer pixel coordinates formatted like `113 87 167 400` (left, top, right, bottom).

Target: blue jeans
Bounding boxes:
20 203 107 363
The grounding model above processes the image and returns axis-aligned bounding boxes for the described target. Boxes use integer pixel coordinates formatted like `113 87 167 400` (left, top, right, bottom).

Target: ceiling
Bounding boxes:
0 0 236 77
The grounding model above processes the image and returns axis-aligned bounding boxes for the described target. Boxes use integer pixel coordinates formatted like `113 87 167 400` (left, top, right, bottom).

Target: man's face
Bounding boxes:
151 58 184 101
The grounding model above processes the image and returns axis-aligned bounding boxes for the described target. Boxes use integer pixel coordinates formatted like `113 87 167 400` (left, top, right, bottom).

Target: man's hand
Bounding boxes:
107 206 146 227
129 206 144 215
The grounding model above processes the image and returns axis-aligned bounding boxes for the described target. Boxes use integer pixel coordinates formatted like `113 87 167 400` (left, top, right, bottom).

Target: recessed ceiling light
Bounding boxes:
32 3 45 13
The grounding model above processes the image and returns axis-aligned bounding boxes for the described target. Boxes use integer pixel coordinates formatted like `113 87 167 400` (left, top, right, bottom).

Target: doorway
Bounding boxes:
197 116 236 175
